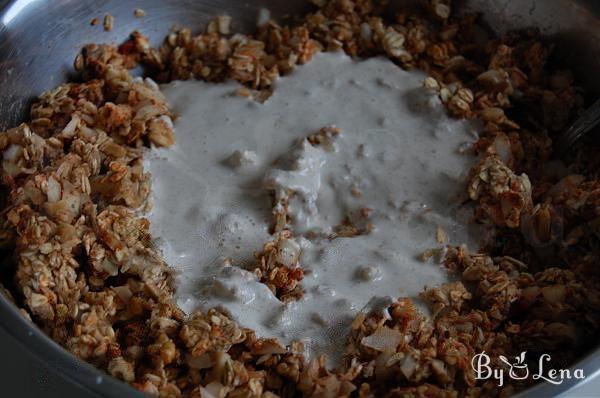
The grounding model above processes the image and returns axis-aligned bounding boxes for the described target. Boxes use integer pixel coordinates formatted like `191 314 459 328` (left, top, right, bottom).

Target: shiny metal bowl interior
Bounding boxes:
0 1 598 397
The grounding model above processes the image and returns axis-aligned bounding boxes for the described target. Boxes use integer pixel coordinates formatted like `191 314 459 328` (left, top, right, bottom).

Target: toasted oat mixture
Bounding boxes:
0 1 599 397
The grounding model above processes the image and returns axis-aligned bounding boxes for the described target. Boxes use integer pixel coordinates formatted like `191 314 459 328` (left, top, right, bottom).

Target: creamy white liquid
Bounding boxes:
146 52 480 366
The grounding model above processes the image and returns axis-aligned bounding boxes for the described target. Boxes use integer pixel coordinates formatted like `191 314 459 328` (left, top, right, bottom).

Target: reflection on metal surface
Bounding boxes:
2 0 37 24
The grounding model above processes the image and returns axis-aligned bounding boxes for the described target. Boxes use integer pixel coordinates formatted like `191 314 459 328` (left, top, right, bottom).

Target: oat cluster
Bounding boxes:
1 1 599 397
250 230 305 303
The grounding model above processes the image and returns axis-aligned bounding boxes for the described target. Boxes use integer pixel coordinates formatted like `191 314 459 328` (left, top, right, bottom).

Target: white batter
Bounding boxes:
145 52 480 366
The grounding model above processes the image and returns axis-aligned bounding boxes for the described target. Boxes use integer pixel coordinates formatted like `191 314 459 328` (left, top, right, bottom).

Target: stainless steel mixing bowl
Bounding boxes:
0 1 598 397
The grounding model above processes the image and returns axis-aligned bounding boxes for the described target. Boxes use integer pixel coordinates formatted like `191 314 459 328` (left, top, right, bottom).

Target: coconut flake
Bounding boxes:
492 133 512 165
61 114 80 138
112 285 133 303
400 355 417 379
276 237 301 267
187 353 213 369
252 338 287 355
3 144 21 161
360 326 403 352
46 176 62 203
199 382 226 398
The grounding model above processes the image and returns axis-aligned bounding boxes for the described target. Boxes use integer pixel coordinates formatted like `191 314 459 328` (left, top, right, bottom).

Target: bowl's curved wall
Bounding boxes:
0 1 598 397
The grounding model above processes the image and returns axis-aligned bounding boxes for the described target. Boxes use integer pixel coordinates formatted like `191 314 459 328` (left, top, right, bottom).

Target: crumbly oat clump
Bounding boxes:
467 154 533 228
249 230 304 302
1 1 599 397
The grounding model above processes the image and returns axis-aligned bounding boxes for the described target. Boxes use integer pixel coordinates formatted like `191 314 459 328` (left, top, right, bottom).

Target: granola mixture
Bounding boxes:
0 1 599 397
